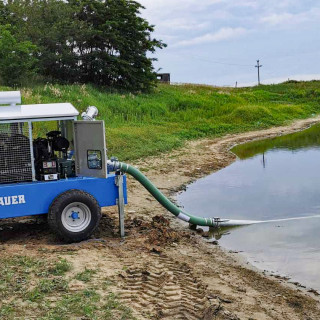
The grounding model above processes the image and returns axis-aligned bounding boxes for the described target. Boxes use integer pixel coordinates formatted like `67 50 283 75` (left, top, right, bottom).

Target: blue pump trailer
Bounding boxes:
0 91 127 242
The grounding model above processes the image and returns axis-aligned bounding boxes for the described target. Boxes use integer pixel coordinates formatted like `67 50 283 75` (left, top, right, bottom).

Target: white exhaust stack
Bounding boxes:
81 106 98 121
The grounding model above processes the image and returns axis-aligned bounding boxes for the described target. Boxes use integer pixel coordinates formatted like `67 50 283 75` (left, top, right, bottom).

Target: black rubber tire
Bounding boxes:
48 189 101 243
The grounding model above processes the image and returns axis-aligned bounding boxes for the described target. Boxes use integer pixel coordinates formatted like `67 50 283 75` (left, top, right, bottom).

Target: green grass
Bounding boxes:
75 268 97 282
0 255 135 320
1 80 320 160
49 258 72 276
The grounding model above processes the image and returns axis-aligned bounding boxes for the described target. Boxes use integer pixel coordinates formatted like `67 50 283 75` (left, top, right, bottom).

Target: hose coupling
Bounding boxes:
107 157 121 172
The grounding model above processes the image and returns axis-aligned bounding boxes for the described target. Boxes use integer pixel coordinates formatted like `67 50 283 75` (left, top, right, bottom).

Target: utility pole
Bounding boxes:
255 60 262 85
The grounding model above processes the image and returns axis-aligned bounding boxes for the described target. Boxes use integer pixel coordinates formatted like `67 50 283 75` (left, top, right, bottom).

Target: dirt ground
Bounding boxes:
1 117 320 319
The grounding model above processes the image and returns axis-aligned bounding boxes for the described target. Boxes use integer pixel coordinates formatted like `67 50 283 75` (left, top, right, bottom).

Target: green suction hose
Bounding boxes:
108 160 223 227
108 160 320 229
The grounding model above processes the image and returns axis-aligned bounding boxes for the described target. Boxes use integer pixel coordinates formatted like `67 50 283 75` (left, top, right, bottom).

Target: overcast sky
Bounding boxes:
139 0 320 87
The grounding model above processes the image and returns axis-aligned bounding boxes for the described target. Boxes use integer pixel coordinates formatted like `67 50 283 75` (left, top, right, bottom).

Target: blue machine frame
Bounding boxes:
0 175 127 219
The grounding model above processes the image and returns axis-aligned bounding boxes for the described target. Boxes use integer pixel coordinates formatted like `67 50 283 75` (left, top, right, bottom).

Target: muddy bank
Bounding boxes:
1 117 320 319
120 116 320 319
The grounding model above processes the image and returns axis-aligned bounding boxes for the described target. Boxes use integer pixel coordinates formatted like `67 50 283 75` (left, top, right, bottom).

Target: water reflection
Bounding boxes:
208 226 238 240
232 124 320 160
178 124 320 291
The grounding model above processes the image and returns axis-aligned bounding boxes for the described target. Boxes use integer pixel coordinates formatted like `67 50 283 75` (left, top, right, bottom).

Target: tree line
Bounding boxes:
0 0 165 91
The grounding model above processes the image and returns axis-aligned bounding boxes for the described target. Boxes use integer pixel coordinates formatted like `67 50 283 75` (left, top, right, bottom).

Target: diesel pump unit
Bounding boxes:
0 91 126 242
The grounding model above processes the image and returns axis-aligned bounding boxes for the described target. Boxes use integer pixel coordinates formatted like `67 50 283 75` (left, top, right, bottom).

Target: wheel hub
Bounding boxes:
61 202 92 233
70 211 80 220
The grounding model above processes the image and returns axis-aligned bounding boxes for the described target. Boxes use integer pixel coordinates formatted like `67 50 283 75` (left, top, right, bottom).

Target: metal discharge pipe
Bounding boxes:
108 160 259 228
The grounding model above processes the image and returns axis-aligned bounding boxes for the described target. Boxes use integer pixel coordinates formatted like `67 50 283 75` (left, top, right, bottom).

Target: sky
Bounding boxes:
138 0 320 87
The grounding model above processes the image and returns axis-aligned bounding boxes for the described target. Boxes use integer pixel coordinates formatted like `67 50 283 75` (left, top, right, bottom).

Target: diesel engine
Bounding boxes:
33 130 75 181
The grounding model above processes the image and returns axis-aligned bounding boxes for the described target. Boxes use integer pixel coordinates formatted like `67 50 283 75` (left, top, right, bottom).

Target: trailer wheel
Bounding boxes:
48 190 101 243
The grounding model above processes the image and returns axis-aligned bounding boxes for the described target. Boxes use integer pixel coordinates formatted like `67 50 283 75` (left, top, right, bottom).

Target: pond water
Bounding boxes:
178 124 320 291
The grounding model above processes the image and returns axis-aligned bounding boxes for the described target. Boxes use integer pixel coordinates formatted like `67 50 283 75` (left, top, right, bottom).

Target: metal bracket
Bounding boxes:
116 173 125 238
28 121 36 182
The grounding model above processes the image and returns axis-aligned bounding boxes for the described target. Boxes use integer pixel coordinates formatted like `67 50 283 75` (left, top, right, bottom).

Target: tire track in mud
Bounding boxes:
119 254 210 320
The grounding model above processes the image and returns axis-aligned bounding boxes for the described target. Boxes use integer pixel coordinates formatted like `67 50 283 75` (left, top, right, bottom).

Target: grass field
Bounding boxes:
1 80 320 160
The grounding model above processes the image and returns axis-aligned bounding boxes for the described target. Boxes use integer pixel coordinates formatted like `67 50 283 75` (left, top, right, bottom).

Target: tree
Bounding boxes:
0 24 38 87
1 0 82 82
68 0 166 90
0 0 166 91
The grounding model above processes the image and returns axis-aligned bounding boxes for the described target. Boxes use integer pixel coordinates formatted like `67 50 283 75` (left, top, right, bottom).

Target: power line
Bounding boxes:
188 54 252 67
165 52 253 67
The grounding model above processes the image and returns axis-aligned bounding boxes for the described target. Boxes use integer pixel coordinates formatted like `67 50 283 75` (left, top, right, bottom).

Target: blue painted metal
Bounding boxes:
0 175 127 219
71 212 80 220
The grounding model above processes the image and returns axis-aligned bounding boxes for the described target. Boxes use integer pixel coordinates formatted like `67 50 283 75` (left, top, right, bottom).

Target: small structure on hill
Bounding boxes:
157 73 170 84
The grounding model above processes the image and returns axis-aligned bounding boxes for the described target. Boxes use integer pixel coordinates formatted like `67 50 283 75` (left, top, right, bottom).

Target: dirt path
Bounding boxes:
1 117 320 319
